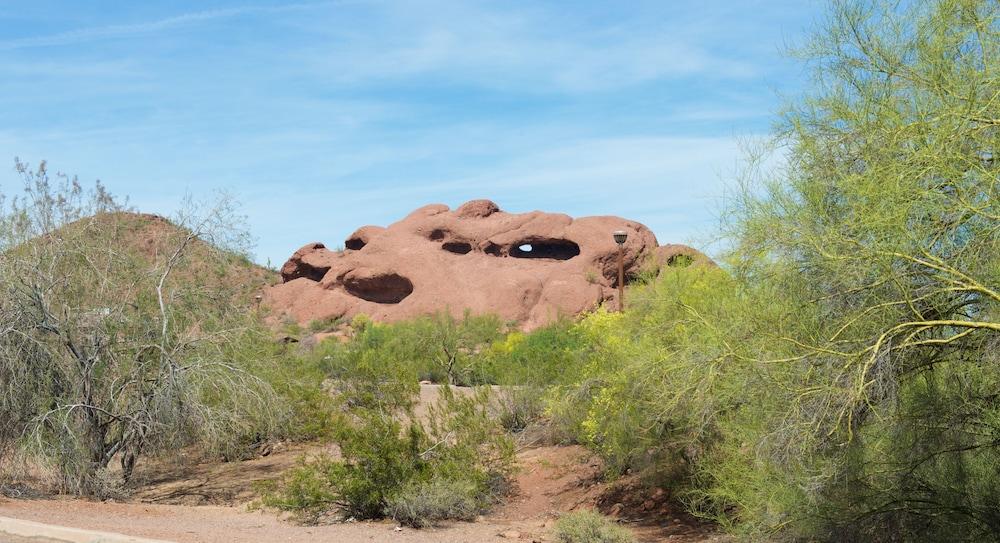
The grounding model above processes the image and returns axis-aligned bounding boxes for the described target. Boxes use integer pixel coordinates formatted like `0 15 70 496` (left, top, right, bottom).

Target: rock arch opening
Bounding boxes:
509 239 580 260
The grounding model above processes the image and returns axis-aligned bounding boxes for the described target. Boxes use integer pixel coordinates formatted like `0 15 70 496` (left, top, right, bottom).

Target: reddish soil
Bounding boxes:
0 444 724 543
129 443 337 506
497 446 724 543
127 385 471 506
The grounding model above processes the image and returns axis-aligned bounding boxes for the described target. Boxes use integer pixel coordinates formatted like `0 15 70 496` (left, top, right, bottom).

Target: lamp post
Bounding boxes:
613 230 627 312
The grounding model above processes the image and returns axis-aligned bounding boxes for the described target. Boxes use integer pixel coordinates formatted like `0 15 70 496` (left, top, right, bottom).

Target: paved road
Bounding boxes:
0 517 173 543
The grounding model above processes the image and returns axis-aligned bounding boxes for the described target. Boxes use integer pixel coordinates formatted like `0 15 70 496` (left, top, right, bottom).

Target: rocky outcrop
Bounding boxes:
266 200 709 330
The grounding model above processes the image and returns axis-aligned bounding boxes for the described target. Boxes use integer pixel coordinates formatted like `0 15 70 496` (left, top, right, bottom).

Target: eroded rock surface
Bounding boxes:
266 200 708 330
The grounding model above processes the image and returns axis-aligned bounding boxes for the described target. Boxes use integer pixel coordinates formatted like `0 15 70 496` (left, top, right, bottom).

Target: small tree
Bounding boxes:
717 0 1000 538
0 159 280 494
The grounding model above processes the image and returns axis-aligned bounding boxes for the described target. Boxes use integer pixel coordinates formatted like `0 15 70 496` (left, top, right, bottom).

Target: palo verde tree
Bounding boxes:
0 159 281 496
718 0 1000 539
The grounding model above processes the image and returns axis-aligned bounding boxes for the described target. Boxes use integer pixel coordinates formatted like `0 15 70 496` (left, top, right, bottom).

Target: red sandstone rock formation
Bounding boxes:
265 200 710 330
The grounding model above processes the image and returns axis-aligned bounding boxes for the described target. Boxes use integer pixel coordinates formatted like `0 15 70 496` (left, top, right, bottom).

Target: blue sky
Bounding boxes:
0 1 821 266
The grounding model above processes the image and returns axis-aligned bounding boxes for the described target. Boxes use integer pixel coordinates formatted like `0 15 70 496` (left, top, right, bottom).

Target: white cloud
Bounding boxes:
288 2 761 92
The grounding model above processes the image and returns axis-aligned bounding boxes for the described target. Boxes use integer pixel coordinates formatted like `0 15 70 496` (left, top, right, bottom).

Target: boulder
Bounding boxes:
265 200 708 330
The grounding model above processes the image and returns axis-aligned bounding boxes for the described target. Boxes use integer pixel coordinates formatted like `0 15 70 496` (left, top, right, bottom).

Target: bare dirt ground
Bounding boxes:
0 445 723 543
0 386 725 542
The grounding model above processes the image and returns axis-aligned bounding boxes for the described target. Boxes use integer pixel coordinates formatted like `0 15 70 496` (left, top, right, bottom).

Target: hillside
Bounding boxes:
50 211 277 308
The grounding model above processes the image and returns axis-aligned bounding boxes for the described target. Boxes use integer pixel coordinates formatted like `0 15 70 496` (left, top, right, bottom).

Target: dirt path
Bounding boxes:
0 515 171 543
0 445 722 543
0 499 528 543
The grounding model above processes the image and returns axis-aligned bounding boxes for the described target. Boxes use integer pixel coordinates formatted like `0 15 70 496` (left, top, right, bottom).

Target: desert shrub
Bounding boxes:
307 316 343 333
493 386 545 433
479 319 588 387
386 477 483 527
266 420 421 522
253 454 342 522
544 267 749 477
667 254 693 268
0 160 295 495
475 320 589 433
260 383 514 525
237 337 337 444
422 386 515 495
552 510 635 543
86 468 130 501
282 320 304 338
311 311 505 386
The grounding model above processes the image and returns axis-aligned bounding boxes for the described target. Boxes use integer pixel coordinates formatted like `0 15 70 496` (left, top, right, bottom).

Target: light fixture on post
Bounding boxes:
613 230 627 312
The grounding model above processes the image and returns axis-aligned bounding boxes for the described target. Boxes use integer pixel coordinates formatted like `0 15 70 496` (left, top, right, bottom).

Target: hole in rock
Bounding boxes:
484 243 503 257
345 238 366 250
344 273 413 304
509 239 580 260
442 241 472 254
428 229 447 241
301 265 330 282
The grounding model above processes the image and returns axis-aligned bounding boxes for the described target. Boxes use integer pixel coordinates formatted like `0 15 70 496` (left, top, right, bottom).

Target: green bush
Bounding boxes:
221 331 338 447
494 386 546 433
386 478 483 527
479 319 588 387
552 510 635 543
309 311 505 386
307 316 343 333
253 454 342 522
330 412 426 519
692 1 1000 538
258 413 428 523
260 383 514 525
540 266 747 476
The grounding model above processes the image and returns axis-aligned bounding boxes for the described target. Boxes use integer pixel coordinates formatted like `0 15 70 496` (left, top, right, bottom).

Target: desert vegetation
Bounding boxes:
0 0 997 541
258 381 514 526
266 0 1000 538
553 510 636 543
0 160 329 497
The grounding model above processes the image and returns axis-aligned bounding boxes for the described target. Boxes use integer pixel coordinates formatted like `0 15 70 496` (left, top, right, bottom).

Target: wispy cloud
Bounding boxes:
0 58 141 78
0 2 342 51
287 2 763 92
